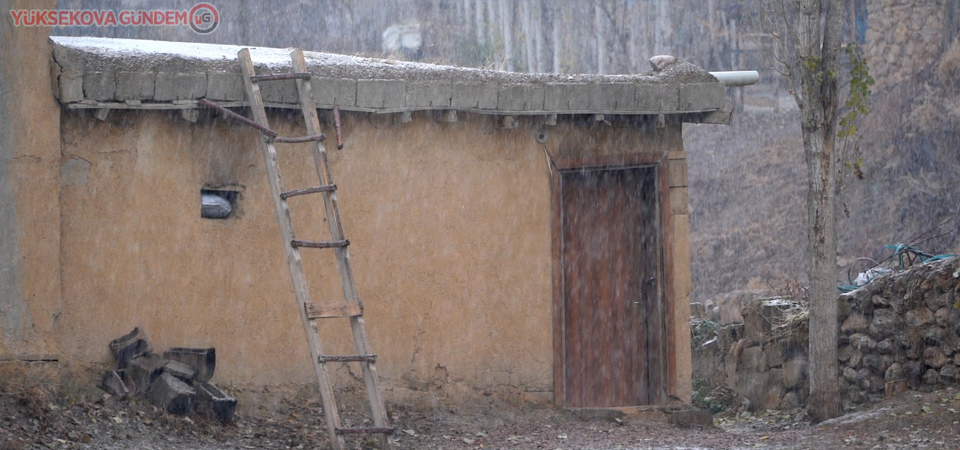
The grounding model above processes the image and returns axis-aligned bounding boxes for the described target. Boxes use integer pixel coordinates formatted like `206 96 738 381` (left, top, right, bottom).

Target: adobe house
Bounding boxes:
2 28 742 409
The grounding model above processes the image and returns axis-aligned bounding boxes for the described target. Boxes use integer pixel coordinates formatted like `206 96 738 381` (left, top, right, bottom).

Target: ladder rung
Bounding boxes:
271 133 326 144
249 72 312 82
280 184 337 200
335 427 394 435
291 239 349 249
318 354 377 363
305 301 363 319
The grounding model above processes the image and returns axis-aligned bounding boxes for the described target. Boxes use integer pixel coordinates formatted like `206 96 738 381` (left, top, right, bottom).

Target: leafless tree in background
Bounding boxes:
743 0 845 422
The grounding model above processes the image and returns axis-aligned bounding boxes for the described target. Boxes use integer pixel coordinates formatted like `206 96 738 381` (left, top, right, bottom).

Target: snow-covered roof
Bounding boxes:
50 36 724 115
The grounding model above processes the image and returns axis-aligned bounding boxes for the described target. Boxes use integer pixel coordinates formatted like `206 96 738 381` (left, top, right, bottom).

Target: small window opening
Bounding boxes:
201 189 239 219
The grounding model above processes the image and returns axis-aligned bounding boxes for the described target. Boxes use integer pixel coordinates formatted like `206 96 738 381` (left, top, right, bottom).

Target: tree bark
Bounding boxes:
794 0 844 423
595 1 606 74
500 0 514 71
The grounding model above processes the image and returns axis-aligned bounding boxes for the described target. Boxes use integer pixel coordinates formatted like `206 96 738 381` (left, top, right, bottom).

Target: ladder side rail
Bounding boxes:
289 50 356 302
237 48 347 450
290 49 392 450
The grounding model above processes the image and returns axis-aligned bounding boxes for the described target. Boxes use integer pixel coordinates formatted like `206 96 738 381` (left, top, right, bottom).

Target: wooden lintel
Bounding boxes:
305 301 363 319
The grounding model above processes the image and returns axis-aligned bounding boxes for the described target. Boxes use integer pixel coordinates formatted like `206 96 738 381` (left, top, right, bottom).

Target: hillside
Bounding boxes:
684 42 960 303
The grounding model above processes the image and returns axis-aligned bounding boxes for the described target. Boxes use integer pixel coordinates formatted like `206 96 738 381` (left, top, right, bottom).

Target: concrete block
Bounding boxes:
196 382 237 423
163 360 198 383
126 353 166 395
451 82 499 110
310 77 357 107
498 83 544 112
678 82 725 111
543 83 593 111
357 79 406 109
108 327 151 369
154 73 206 101
98 370 130 399
83 72 115 101
58 69 84 103
635 84 678 112
206 71 245 101
115 72 155 101
259 79 299 105
163 347 216 383
148 373 195 415
604 83 639 111
405 81 454 108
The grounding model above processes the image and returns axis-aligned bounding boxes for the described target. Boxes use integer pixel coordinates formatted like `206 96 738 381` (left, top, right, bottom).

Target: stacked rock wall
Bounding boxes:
836 257 960 408
864 0 952 90
692 256 960 412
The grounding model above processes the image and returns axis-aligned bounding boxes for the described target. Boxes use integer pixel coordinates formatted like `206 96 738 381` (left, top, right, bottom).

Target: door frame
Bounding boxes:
550 152 675 407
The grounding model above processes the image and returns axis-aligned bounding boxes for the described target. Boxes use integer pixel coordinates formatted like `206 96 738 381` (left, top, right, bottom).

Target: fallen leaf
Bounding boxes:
922 404 932 414
462 437 475 444
402 429 416 436
557 434 567 439
112 416 122 424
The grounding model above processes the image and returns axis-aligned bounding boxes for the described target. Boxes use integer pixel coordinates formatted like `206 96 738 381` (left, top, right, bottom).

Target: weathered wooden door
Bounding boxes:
561 167 663 407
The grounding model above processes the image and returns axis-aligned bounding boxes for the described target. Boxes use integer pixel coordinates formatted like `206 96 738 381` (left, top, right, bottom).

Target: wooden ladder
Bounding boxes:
235 48 393 450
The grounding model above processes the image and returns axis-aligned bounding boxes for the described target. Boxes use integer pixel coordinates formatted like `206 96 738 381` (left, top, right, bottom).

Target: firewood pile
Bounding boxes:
98 327 237 423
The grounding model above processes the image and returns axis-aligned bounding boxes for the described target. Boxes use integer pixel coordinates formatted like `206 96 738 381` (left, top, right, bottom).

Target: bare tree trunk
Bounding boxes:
653 0 663 54
500 0 514 71
795 0 844 423
520 0 535 72
475 0 485 45
595 0 606 74
533 0 545 73
628 0 639 72
552 3 562 73
486 0 497 62
707 0 717 68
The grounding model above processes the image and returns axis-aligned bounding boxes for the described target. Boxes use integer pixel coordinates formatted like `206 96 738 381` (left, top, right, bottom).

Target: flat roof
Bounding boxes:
51 37 724 116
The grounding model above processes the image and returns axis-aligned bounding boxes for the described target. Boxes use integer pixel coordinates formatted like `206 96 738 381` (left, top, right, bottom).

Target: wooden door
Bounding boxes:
561 167 662 407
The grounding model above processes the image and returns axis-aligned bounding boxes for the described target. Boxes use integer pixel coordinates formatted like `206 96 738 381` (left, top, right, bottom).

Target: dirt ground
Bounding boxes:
2 373 959 450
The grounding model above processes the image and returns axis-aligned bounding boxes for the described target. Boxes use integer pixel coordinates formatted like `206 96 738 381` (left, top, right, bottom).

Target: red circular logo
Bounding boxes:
189 3 219 34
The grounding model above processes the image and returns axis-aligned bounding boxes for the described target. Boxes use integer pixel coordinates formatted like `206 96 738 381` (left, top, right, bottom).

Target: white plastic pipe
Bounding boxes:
709 70 760 87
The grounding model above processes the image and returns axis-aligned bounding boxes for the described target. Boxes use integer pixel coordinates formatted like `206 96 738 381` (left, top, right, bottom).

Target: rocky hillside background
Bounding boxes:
684 38 960 304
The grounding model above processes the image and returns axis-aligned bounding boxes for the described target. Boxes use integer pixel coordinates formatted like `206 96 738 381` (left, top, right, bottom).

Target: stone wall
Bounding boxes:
692 256 960 412
836 257 960 409
864 0 953 90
